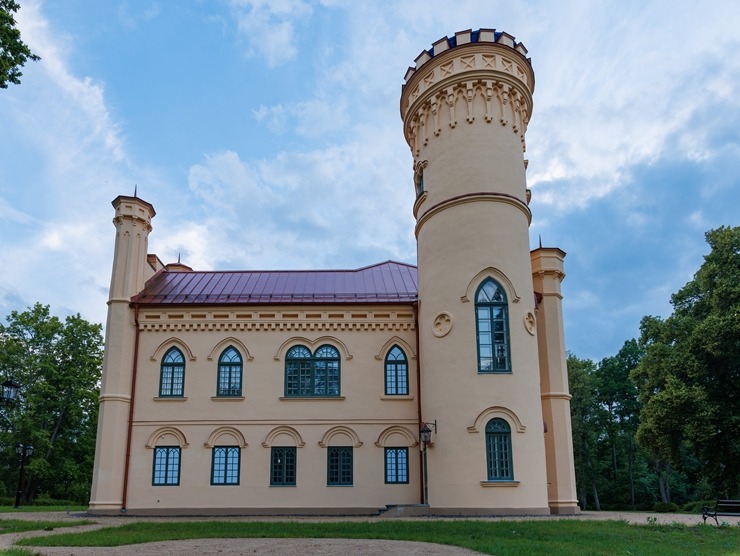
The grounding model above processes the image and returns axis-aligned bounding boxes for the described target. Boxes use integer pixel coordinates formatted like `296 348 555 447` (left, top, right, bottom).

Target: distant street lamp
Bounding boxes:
0 377 20 405
14 443 34 508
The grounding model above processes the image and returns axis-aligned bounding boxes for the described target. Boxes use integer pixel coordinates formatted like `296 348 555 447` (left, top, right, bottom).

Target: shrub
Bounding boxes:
653 502 679 513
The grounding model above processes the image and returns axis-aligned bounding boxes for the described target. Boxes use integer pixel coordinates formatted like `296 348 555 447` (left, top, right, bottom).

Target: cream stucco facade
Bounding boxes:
89 28 578 516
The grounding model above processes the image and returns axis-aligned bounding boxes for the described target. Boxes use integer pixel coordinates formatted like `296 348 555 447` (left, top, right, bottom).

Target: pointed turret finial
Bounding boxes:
178 252 181 264
134 184 137 198
538 235 542 249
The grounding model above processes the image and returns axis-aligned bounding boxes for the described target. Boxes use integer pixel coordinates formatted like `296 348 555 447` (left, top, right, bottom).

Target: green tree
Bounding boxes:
633 226 740 499
1 0 39 89
0 303 102 504
568 353 602 510
594 340 643 507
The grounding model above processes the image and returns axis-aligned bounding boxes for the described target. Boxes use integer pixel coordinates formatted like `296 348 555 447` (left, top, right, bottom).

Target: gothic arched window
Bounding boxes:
285 345 340 397
217 346 243 397
159 347 185 397
475 278 511 372
385 345 408 395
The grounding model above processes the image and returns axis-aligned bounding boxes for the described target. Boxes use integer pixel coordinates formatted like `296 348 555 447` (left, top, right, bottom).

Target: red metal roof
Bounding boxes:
132 261 418 305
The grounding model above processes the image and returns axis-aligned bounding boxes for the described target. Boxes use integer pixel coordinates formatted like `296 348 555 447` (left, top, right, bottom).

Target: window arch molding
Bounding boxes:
461 267 520 304
145 426 189 449
467 406 526 434
204 426 247 448
274 336 351 361
374 426 419 448
373 337 416 361
150 337 196 362
318 426 362 448
261 426 305 448
207 337 254 362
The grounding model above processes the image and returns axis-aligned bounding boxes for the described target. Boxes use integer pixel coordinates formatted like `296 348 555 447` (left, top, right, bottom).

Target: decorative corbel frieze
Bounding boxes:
447 86 457 129
465 82 475 124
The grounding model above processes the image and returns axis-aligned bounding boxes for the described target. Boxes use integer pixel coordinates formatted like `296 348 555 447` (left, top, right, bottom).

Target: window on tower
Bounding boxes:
475 278 511 373
485 418 513 480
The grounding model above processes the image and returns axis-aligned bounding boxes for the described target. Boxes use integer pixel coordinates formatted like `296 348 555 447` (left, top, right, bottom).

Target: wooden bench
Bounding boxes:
702 500 740 525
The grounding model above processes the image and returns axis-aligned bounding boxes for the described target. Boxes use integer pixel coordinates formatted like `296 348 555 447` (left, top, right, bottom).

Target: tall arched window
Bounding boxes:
475 278 511 372
217 346 242 397
485 418 513 481
285 345 340 397
385 346 408 395
159 347 185 397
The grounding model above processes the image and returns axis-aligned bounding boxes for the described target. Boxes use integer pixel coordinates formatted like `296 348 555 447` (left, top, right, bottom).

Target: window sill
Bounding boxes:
211 396 245 402
480 480 520 487
477 371 512 375
279 396 346 401
270 484 296 487
327 484 354 487
380 395 414 401
153 396 188 402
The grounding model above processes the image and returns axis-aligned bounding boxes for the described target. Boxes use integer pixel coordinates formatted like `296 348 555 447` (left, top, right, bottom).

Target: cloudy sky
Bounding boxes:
1 0 739 362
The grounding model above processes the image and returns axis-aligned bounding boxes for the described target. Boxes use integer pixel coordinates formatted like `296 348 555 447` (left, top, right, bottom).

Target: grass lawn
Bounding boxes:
0 519 93 534
16 519 740 555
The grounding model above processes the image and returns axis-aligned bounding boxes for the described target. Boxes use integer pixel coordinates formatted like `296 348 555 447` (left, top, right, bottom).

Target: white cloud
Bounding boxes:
229 0 312 67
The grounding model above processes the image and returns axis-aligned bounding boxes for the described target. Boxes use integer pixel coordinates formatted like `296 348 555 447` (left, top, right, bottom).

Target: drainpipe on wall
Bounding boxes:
414 301 424 505
120 302 141 513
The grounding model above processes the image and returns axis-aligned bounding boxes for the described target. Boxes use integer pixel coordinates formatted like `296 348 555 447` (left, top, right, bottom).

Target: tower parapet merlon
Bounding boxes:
400 29 535 159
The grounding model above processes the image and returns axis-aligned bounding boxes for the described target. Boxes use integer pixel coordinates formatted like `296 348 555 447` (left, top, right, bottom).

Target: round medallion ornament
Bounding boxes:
524 311 536 335
432 312 453 337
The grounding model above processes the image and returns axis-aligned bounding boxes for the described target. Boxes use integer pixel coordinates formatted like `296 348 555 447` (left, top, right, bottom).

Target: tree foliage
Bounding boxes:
632 226 740 498
0 0 39 89
0 303 102 503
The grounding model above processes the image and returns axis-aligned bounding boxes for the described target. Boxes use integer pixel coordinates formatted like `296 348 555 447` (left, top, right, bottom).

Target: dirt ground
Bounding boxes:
2 510 737 556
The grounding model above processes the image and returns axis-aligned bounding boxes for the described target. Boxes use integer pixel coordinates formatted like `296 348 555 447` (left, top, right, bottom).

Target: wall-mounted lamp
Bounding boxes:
419 420 437 444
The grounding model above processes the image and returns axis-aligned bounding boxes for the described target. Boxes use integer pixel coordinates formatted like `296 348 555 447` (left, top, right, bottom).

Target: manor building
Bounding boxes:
89 28 578 516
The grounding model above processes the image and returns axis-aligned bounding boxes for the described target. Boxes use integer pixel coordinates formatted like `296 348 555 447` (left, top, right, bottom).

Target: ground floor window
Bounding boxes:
327 446 353 486
271 447 296 486
385 447 409 484
152 446 181 485
486 418 513 480
211 446 240 485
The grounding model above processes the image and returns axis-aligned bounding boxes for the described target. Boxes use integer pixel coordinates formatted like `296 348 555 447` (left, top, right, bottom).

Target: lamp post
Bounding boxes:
419 421 436 506
14 443 33 508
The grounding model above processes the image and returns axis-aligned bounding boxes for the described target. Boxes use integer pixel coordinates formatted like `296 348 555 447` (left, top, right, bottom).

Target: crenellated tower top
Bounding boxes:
400 28 535 162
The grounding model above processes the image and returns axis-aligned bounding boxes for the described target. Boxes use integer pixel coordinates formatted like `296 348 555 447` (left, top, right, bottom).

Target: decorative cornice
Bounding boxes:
140 320 415 333
415 191 531 238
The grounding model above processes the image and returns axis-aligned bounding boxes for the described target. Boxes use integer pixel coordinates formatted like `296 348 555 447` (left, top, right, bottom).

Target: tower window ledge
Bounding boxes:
153 397 188 402
210 396 246 402
380 395 414 401
480 480 520 487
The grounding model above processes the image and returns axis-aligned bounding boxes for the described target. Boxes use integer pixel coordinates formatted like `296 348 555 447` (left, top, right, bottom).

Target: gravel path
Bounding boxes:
2 510 736 556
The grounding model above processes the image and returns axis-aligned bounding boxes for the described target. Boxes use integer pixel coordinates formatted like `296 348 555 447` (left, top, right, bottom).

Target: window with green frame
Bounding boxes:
475 278 511 372
217 346 242 396
327 446 353 486
485 418 513 480
385 447 409 484
211 446 240 485
160 347 185 396
152 446 181 485
270 447 296 486
385 346 408 395
284 345 340 397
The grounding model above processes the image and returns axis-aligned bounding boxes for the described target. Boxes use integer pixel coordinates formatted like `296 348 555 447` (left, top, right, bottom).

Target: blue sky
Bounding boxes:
1 0 739 362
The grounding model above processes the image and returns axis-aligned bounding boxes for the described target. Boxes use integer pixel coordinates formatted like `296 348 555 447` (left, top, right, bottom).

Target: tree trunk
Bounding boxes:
656 459 671 503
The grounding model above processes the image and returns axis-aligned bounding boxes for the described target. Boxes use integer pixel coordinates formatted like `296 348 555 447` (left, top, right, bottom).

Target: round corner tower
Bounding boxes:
401 29 551 513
